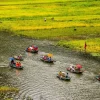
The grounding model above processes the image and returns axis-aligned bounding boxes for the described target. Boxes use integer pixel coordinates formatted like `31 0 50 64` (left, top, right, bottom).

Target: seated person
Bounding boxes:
59 71 62 76
10 57 15 64
70 65 75 72
48 57 51 61
11 59 15 64
75 66 81 71
71 66 75 72
66 73 69 78
61 72 66 77
33 46 38 51
28 46 33 51
18 54 22 59
43 55 47 60
16 62 21 67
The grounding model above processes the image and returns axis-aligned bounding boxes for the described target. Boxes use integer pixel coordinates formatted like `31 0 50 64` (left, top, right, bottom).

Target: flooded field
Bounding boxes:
0 32 100 100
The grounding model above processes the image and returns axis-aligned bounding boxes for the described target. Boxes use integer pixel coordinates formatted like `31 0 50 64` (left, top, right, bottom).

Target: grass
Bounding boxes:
0 0 100 57
0 86 19 100
57 38 100 56
0 86 19 93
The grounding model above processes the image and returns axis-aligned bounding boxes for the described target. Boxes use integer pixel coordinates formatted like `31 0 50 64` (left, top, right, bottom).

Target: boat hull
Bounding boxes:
26 49 38 53
67 67 83 74
14 57 23 61
10 63 23 70
40 58 54 63
57 74 71 81
96 76 100 81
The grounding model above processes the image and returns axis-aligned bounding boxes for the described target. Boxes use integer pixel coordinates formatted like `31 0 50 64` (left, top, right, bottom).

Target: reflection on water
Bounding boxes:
15 70 20 76
0 32 100 100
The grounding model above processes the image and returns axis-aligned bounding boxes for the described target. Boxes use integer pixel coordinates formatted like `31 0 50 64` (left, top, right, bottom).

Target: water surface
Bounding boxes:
0 33 100 100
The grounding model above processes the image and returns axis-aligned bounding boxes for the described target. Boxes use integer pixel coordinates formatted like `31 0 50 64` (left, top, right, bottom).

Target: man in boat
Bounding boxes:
69 64 75 72
48 57 51 62
59 71 62 76
10 57 15 64
66 73 69 78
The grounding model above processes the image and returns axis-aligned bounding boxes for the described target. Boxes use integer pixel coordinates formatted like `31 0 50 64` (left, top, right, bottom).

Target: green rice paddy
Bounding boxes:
0 0 100 56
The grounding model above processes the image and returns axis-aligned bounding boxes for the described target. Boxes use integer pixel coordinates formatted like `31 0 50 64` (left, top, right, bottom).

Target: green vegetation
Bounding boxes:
0 0 100 57
0 86 19 92
0 86 19 100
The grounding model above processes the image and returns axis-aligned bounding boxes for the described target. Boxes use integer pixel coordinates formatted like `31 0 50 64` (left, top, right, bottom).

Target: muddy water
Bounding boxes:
0 33 100 100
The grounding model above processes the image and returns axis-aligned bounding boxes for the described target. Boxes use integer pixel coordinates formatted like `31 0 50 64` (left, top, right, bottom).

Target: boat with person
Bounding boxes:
67 64 83 74
95 75 100 81
57 71 71 81
13 55 23 61
40 53 55 63
26 45 38 53
9 62 23 70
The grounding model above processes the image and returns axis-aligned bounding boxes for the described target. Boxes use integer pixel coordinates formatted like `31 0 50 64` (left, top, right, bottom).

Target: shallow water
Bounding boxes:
0 33 100 100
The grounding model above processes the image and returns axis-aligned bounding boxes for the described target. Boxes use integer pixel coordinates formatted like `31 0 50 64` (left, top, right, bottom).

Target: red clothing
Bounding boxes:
34 47 38 51
43 56 47 60
16 62 21 67
84 42 87 50
16 62 19 67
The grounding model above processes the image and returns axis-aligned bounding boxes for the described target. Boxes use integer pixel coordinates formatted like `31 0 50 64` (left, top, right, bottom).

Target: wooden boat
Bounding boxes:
95 75 100 81
9 63 23 70
26 49 38 53
57 74 71 81
67 67 83 74
40 57 55 63
13 56 23 61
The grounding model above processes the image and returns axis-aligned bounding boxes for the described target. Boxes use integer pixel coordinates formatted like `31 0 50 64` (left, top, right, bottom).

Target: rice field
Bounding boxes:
0 0 100 57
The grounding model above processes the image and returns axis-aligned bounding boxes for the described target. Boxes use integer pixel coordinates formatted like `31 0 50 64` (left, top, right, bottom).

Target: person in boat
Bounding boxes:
75 66 81 71
48 57 51 62
16 62 21 68
26 46 30 51
66 72 69 78
11 59 15 64
17 54 22 59
62 72 66 77
31 45 34 48
31 45 38 50
69 65 75 72
27 46 33 51
43 55 48 60
71 66 75 72
33 45 38 51
10 57 15 64
59 71 62 76
29 46 33 51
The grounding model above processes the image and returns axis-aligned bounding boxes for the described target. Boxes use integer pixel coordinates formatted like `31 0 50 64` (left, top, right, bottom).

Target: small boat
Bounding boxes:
13 56 23 61
9 63 23 70
95 75 100 81
40 57 55 63
67 67 83 74
57 74 71 81
26 48 38 53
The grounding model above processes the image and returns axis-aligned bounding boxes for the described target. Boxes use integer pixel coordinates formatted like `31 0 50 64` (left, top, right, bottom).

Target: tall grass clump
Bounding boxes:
0 86 19 100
